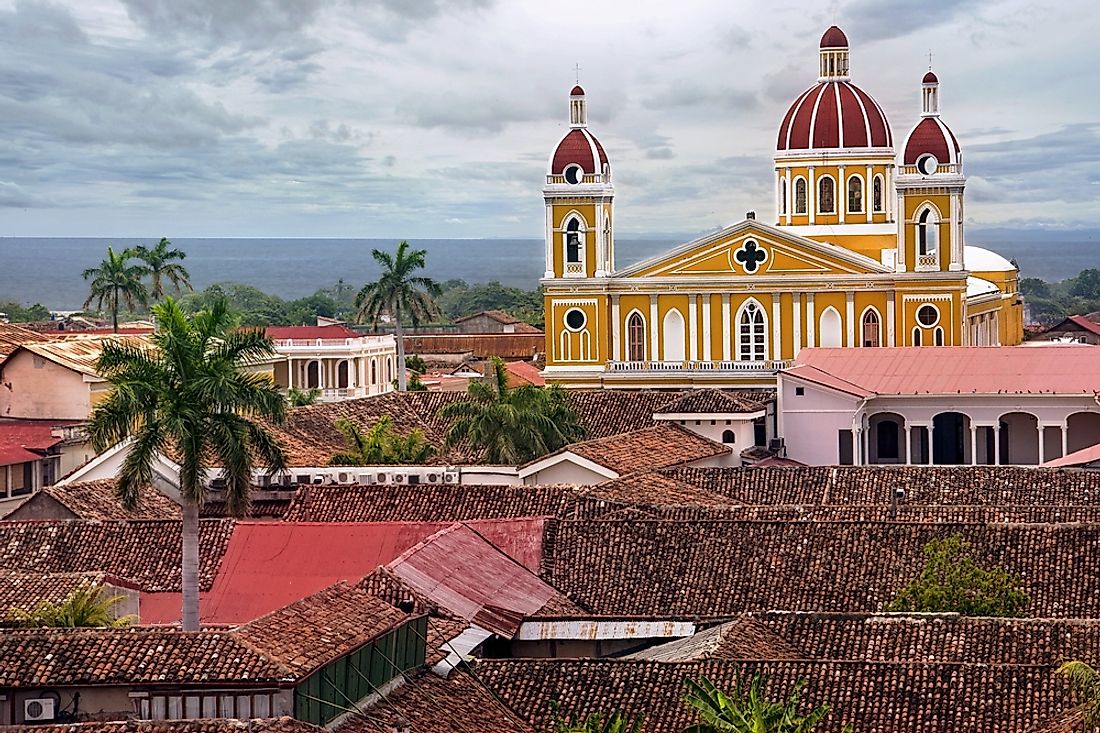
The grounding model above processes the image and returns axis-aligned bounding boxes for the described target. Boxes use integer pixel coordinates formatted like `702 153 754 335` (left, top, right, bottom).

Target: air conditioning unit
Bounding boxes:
376 472 388 484
391 473 406 484
425 472 441 484
443 471 459 484
337 472 355 485
311 476 324 485
24 698 55 723
357 474 372 485
768 438 786 453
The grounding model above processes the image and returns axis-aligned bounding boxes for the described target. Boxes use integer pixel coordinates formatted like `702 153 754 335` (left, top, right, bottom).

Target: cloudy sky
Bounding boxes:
0 0 1097 239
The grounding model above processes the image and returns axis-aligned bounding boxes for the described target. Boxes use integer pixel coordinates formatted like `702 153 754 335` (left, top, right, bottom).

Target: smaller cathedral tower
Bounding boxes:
896 69 966 273
543 85 615 279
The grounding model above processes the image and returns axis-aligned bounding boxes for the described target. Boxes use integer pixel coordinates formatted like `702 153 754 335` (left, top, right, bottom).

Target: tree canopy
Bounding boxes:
131 237 192 301
885 534 1030 616
327 416 435 466
683 673 850 733
82 246 148 332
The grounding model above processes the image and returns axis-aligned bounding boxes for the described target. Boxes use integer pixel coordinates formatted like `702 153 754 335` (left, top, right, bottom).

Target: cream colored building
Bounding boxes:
267 324 396 401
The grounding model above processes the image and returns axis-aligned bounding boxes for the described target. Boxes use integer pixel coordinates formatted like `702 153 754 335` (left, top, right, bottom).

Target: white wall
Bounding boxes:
778 376 861 465
523 459 610 486
0 352 92 420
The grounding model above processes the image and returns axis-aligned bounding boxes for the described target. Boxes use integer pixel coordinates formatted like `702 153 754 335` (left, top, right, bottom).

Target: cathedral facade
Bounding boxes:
541 26 1024 389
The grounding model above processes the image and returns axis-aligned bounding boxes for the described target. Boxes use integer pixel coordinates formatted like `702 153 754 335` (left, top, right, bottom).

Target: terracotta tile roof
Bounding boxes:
542 519 1100 618
25 479 181 520
281 483 581 523
404 333 544 359
476 658 1074 733
0 571 138 617
0 323 50 359
339 668 533 733
504 360 546 387
543 424 731 475
236 582 410 677
788 346 1100 395
652 389 771 414
199 496 293 519
631 612 1100 667
0 520 234 592
0 718 324 733
0 627 291 686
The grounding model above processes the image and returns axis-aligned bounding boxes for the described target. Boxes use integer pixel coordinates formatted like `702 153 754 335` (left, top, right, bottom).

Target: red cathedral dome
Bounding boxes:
820 25 848 48
902 70 961 168
550 128 609 176
776 81 893 151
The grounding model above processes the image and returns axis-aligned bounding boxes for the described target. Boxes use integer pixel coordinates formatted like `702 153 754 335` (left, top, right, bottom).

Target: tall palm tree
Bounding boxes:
132 237 192 301
355 241 440 391
440 357 584 464
86 297 287 631
82 246 148 332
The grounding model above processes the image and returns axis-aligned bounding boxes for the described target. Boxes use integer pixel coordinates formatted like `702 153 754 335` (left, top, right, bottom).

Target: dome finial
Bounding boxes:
921 64 940 117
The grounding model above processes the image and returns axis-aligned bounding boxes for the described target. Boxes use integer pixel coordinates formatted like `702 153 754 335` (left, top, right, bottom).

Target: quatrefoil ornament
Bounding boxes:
734 240 768 274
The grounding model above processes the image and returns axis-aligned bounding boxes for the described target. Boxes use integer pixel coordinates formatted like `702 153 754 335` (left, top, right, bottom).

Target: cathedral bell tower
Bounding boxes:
896 69 966 272
543 85 615 279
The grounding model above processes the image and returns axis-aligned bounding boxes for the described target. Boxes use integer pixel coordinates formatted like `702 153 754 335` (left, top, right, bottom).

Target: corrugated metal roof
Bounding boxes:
0 323 50 359
9 334 151 377
0 419 75 466
789 346 1100 395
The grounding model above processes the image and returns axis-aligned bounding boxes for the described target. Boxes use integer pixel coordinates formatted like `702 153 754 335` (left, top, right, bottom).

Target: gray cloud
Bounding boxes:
0 181 50 208
840 0 992 42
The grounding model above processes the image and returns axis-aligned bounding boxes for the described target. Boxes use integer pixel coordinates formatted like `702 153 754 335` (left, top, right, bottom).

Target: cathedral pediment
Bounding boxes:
614 220 891 279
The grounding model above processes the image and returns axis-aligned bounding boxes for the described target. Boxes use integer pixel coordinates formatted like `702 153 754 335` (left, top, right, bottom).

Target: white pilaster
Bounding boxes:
805 294 815 347
611 295 621 361
970 425 978 465
845 291 855 348
1038 424 1046 464
544 203 555 278
772 294 782 361
702 296 712 362
886 295 896 347
993 423 1001 465
649 295 659 361
688 294 698 361
721 294 731 361
793 293 802 356
1061 424 1068 461
838 165 846 224
865 165 873 222
807 166 816 225
904 424 912 465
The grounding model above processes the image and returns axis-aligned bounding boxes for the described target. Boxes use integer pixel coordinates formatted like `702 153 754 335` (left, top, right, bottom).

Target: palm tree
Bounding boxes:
6 582 135 628
82 246 148 332
683 674 851 733
328 415 435 465
86 296 287 631
1057 661 1100 727
355 241 440 391
440 357 584 464
132 237 192 301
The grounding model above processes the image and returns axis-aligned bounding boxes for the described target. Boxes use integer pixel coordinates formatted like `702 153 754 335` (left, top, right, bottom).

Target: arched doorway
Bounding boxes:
337 360 349 389
932 412 970 465
306 360 321 389
868 413 905 464
1068 411 1100 455
663 309 686 363
999 412 1039 465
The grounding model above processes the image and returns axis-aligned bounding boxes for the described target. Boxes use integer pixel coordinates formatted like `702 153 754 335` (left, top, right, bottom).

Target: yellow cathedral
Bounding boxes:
541 25 1024 389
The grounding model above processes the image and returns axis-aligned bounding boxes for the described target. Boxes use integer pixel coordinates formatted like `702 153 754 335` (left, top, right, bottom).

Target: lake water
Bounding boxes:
0 232 1096 310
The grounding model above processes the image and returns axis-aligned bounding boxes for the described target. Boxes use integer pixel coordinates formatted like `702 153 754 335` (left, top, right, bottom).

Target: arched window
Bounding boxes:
794 178 807 214
818 176 835 214
861 308 881 347
306 360 321 389
370 359 377 385
386 358 393 384
662 309 686 363
873 175 884 212
819 307 843 348
627 311 646 362
934 326 945 346
847 175 863 213
917 207 939 256
565 218 582 263
721 429 736 444
337 360 349 389
912 328 922 346
737 300 767 362
780 178 787 215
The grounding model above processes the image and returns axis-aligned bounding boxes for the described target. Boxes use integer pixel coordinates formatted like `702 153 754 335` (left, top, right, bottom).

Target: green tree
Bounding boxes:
86 297 288 631
82 246 149 332
885 534 1030 616
1057 660 1100 728
0 301 50 322
405 354 427 375
544 701 643 733
1019 277 1051 299
180 283 287 327
683 673 850 733
1070 269 1100 301
439 356 584 464
354 241 441 391
6 582 135 628
328 415 435 466
287 387 322 406
131 237 192 301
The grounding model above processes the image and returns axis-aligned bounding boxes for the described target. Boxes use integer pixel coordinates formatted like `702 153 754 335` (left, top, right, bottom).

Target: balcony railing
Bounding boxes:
607 359 791 373
915 253 939 272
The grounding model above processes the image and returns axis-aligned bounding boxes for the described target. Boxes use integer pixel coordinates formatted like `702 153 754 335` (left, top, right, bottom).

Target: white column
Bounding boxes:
649 295 659 362
886 167 894 222
993 423 1001 465
1038 424 1046 465
772 294 782 361
793 293 802 356
895 191 906 272
838 165 846 224
774 168 781 224
845 291 855 348
702 296 712 362
970 425 978 465
865 165 873 222
544 203 555 278
611 295 621 362
904 424 912 465
784 168 793 226
721 294 731 361
853 428 863 466
949 193 962 271
805 294 815 347
688 294 698 361
594 204 607 277
807 166 816 224
886 294 896 347
286 358 294 390
1061 424 1069 461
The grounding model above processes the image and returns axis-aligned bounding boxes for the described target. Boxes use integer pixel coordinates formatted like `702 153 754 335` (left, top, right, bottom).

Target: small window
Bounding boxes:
917 304 939 327
847 176 863 213
627 312 646 361
564 308 587 331
565 218 582 263
934 326 945 346
564 164 582 184
912 327 922 346
780 178 787 215
818 176 835 214
862 309 881 347
873 175 884 212
722 430 736 444
794 178 807 214
795 386 805 396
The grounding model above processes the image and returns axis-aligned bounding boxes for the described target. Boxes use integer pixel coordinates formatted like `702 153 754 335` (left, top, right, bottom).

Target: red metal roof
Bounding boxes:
787 346 1100 396
903 116 961 165
505 360 545 387
570 84 585 96
1068 315 1100 337
820 25 848 48
777 81 892 151
0 419 75 467
142 518 548 624
550 127 609 175
387 523 563 636
923 71 939 84
265 324 361 340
